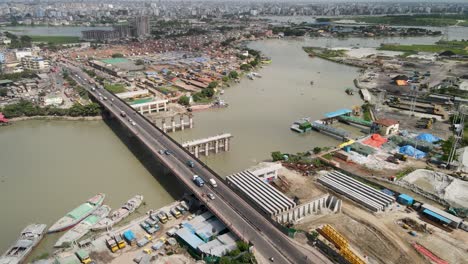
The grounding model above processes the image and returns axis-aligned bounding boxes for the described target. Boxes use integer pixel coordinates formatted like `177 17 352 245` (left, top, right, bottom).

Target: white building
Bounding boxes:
21 56 50 71
15 50 33 61
44 96 63 106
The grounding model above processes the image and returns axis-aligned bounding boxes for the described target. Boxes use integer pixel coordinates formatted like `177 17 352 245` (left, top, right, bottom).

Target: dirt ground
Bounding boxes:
296 200 468 264
279 168 468 264
278 167 328 202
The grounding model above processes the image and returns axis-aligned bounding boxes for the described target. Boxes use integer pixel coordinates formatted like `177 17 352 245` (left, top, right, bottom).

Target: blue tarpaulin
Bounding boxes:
423 209 451 224
123 230 135 241
416 133 441 143
324 109 352 118
399 145 426 159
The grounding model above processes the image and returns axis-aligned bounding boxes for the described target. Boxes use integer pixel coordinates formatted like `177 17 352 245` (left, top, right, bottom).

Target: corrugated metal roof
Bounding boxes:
423 209 451 224
176 228 205 249
421 203 462 224
68 203 94 220
324 108 352 118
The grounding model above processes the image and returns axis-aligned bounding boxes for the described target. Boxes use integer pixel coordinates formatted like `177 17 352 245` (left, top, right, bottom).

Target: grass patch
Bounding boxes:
303 47 346 59
351 14 468 27
378 41 468 55
104 83 126 93
30 35 80 44
396 167 415 179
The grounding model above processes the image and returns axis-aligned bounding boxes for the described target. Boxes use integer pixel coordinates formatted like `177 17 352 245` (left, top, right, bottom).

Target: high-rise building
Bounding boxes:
131 16 150 38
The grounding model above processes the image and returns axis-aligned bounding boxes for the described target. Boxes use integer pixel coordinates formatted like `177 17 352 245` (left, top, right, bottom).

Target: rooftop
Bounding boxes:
374 118 399 127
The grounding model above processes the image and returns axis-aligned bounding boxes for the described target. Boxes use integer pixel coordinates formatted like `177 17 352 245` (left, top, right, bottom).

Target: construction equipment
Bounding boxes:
319 224 366 264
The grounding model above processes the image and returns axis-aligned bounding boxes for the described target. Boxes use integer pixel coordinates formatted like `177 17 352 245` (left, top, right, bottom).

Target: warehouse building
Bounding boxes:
421 204 463 229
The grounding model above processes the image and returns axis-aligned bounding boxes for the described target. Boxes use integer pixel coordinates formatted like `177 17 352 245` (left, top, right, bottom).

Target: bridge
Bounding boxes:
67 65 331 264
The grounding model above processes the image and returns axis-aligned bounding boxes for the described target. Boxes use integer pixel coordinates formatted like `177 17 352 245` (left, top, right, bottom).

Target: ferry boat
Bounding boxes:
54 205 111 248
290 117 312 133
92 195 143 231
48 193 105 233
0 224 47 264
247 73 254 80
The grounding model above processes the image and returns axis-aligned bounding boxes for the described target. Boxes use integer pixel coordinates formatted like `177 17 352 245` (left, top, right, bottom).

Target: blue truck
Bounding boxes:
192 175 205 187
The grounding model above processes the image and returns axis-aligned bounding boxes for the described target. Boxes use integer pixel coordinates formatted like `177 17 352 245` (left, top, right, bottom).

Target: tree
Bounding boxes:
178 95 190 106
240 253 253 263
229 71 238 79
219 257 231 264
111 53 124 58
240 64 251 71
222 76 229 82
313 147 322 154
0 88 7 97
236 241 249 252
207 81 218 89
228 249 241 257
271 151 284 161
135 59 144 65
201 88 214 98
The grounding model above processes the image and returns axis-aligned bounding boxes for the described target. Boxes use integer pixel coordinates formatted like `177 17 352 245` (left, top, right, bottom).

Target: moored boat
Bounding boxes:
48 193 105 233
54 205 111 248
0 224 47 264
92 195 143 231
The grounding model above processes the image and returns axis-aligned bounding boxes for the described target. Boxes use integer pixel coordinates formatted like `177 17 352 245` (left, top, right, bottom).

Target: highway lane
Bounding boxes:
69 67 330 264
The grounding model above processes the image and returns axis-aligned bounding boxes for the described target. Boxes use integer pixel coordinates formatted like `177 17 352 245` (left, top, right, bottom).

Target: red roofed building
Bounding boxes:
374 118 399 136
0 112 9 124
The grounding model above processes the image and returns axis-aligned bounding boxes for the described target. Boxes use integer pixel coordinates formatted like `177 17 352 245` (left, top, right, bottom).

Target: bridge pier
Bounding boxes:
157 114 193 133
132 99 168 115
182 133 233 157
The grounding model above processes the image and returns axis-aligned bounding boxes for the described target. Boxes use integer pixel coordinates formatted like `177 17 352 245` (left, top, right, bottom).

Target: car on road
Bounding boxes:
131 121 136 126
103 97 107 100
192 175 204 187
186 160 195 168
164 150 171 155
120 111 126 117
209 178 217 188
207 193 215 200
158 150 164 154
111 98 114 102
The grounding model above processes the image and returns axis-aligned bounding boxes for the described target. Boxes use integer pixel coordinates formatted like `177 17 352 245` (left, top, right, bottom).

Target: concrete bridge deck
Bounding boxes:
67 64 331 264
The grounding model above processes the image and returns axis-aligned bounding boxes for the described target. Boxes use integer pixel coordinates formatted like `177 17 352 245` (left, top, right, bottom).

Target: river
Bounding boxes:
0 120 180 260
0 30 462 258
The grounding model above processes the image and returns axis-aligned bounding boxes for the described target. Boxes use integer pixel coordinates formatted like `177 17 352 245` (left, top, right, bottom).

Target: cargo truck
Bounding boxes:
106 237 119 252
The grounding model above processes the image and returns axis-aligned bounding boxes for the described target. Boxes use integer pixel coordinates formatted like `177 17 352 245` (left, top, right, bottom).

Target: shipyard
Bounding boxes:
1 1 468 264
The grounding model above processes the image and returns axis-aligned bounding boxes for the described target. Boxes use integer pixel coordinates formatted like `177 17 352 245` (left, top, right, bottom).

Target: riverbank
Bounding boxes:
9 115 103 123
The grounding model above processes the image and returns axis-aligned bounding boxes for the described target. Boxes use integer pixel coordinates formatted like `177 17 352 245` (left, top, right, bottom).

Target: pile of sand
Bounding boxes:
403 169 468 208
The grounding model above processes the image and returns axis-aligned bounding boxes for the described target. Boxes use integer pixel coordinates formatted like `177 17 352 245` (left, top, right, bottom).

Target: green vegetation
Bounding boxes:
240 64 252 71
0 88 7 97
361 103 372 121
207 81 218 89
351 14 468 27
313 147 322 154
0 100 101 118
271 151 285 161
30 35 80 44
218 241 255 264
4 32 32 48
111 53 124 58
396 167 415 179
104 83 126 93
0 70 36 81
378 41 468 55
229 70 239 79
64 75 88 99
303 47 346 59
178 95 190 106
272 26 306 36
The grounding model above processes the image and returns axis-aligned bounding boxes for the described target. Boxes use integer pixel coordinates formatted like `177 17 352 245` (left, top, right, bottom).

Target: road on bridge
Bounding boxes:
66 64 331 264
